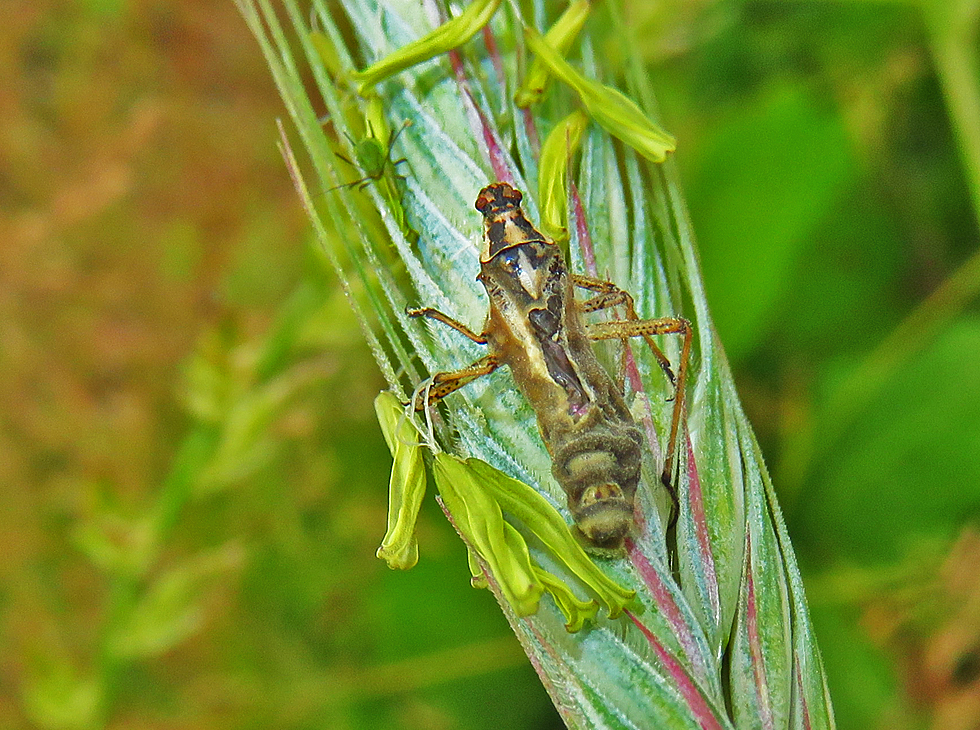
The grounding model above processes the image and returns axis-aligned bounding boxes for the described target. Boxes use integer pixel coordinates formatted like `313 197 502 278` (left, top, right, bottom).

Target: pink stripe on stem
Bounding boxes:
469 94 512 182
481 25 506 89
570 183 597 276
796 663 812 730
522 107 540 155
440 16 510 183
522 619 582 726
448 48 467 85
686 437 720 622
745 533 774 730
448 49 508 182
627 539 710 688
448 54 512 182
625 610 725 730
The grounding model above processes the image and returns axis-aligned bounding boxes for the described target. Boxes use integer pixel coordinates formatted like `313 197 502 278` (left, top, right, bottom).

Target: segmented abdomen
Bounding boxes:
550 416 643 504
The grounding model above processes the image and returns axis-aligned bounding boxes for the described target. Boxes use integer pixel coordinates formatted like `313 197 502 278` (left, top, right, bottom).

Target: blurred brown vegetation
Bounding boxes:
1 3 550 728
1 0 303 519
2 0 980 728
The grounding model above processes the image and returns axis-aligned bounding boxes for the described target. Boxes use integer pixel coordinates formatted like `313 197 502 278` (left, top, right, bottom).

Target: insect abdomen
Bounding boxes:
550 417 643 548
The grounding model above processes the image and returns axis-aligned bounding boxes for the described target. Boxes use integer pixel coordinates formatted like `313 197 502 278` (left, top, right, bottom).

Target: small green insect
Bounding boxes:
330 117 418 243
330 119 411 191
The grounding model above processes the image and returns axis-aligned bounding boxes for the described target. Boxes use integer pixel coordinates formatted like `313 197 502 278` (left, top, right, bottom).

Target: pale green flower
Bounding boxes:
350 0 502 94
536 109 589 244
524 26 676 163
374 392 426 570
514 0 591 108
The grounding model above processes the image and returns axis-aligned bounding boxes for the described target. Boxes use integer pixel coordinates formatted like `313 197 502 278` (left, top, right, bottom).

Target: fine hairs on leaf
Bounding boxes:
237 0 836 728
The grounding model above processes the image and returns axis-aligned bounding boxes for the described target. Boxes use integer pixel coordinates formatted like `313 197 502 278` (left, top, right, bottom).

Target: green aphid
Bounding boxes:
331 119 411 192
331 119 419 243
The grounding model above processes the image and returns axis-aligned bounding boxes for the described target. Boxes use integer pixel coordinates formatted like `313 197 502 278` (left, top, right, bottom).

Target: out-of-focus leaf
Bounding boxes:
106 545 243 660
197 361 327 493
808 603 903 729
73 510 156 578
22 658 102 730
800 319 980 561
687 86 856 361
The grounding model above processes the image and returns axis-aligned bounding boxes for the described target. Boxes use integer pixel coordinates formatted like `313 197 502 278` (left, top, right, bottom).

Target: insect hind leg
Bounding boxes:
573 275 676 384
585 315 692 488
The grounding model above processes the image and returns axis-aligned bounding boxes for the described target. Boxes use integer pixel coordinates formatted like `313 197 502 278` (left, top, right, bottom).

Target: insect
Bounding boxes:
330 119 411 192
409 182 691 548
330 118 418 243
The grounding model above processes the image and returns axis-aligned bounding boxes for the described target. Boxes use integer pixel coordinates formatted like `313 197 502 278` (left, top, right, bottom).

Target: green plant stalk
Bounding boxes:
923 0 980 230
237 0 837 727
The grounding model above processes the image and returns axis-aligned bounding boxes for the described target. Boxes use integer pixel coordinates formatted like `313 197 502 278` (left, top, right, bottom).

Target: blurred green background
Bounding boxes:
2 1 979 728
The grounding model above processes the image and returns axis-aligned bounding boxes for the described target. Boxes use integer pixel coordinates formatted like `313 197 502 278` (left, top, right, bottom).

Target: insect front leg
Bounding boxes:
585 315 692 489
406 307 497 409
406 307 487 344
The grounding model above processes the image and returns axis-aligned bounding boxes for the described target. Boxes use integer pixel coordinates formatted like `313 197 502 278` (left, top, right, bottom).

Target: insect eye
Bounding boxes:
499 248 521 274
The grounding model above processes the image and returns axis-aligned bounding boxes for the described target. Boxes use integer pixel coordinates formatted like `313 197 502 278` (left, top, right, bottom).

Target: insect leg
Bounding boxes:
390 158 409 183
384 121 412 182
328 174 371 192
571 273 627 298
386 119 412 149
407 307 495 408
406 307 487 344
412 354 500 410
573 274 675 384
585 316 692 487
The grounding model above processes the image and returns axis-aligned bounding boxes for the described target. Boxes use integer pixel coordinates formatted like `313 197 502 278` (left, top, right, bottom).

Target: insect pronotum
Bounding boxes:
409 183 691 548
